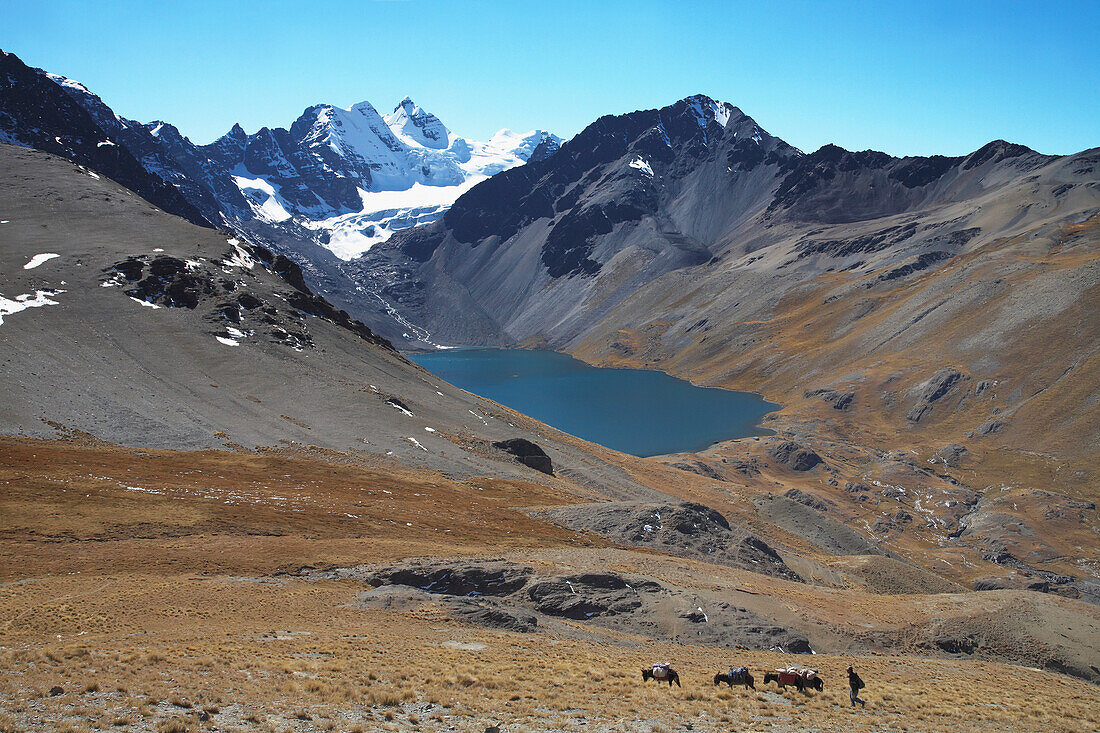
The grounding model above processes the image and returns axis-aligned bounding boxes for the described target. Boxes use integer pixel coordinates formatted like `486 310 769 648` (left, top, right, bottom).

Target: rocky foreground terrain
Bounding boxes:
1 140 1098 731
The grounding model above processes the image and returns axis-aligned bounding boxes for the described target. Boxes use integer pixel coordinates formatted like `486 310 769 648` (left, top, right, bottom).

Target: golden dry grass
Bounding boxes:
0 435 595 579
1 436 1098 731
1 578 1096 732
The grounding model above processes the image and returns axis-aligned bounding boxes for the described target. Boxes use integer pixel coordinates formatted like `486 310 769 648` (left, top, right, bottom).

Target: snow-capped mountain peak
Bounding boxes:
683 94 738 129
193 98 564 260
384 97 452 151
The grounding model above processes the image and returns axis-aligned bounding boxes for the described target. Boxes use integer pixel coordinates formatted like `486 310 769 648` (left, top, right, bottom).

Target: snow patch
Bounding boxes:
232 175 293 223
628 156 654 176
222 238 254 269
216 336 240 347
23 253 60 270
0 289 63 325
129 296 160 309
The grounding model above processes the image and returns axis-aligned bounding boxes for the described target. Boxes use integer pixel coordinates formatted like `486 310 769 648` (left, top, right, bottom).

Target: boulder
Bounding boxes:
492 438 553 475
541 502 802 581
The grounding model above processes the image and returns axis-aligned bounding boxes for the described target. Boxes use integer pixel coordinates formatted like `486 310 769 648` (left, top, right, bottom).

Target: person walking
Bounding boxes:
847 665 866 707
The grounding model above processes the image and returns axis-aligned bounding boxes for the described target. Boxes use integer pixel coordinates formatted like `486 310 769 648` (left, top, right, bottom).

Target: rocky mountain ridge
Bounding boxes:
0 48 560 267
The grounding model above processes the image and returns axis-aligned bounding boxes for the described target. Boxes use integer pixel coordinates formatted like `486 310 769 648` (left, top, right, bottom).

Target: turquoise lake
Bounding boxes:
410 349 777 457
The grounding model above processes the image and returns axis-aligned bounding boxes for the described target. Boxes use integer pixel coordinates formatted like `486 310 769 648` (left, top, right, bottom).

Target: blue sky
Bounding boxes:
4 0 1097 155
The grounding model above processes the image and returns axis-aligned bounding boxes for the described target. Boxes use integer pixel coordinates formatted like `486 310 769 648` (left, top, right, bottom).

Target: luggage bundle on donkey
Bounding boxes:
642 662 680 687
714 666 755 688
778 669 801 686
767 666 823 691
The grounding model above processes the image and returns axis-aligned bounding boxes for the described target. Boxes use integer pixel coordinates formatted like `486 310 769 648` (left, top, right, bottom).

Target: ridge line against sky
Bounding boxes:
3 0 1098 157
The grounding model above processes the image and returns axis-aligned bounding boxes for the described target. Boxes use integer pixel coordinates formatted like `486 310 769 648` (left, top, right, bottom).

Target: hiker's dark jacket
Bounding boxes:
849 671 864 690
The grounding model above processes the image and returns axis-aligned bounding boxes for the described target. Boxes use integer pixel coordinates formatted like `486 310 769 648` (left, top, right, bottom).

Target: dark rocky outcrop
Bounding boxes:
932 443 969 467
799 222 918 258
106 255 218 310
541 502 802 582
906 368 966 422
975 418 1005 436
877 250 952 282
272 255 310 293
872 509 914 534
804 388 854 410
527 574 657 619
447 599 538 633
285 290 395 350
492 438 553 474
344 558 817 653
262 254 394 350
368 561 532 597
784 488 834 512
769 440 823 471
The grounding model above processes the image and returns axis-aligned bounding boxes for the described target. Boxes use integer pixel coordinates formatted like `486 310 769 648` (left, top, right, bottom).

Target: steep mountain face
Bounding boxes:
0 50 211 227
352 95 804 345
359 94 1090 352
